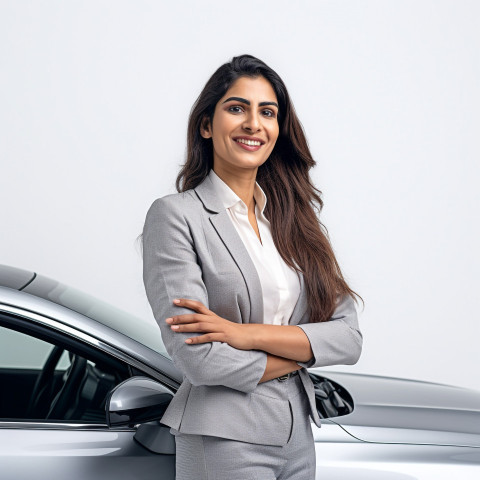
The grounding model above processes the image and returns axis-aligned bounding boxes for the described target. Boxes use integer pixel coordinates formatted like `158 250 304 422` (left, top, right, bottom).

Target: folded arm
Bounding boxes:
248 294 363 369
142 196 268 394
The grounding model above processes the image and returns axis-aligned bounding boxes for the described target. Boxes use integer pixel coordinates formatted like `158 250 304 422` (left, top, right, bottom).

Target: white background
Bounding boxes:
1 0 479 390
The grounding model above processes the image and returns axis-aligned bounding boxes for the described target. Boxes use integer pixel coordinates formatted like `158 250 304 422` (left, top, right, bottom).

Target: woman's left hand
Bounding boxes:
166 298 255 350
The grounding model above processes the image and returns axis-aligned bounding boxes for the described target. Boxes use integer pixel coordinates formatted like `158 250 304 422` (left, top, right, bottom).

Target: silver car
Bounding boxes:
0 264 479 479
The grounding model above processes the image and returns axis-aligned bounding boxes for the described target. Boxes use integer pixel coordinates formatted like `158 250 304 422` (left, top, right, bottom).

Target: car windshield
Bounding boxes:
24 274 171 360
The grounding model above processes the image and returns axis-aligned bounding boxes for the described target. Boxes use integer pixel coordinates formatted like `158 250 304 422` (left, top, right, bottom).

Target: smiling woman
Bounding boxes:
141 54 363 480
200 75 280 169
224 94 278 151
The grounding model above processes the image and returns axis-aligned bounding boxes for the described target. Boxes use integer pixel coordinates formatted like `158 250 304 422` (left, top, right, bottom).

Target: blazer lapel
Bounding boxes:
194 174 308 326
210 211 265 324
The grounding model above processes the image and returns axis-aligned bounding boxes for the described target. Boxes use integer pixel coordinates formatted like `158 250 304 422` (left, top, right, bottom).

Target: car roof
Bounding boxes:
0 264 35 290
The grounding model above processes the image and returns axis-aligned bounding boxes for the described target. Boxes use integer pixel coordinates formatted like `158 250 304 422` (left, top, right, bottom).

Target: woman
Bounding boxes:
142 54 363 480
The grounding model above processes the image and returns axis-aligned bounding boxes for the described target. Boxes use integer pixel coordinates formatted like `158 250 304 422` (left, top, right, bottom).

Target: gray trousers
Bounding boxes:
170 372 316 480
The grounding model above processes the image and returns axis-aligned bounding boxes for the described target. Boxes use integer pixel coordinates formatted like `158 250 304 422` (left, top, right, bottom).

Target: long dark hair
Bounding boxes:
141 54 363 323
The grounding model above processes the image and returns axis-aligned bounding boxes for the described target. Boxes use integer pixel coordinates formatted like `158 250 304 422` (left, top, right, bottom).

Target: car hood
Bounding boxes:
314 370 480 448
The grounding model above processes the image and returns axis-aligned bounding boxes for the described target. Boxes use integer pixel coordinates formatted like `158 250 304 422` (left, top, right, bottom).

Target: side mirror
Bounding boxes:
106 376 175 428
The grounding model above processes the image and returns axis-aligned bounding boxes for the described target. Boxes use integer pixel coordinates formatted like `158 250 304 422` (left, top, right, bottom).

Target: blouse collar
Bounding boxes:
207 168 267 216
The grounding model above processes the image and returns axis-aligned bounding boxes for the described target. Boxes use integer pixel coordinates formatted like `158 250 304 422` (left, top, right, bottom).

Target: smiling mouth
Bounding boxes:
234 138 263 146
233 138 264 151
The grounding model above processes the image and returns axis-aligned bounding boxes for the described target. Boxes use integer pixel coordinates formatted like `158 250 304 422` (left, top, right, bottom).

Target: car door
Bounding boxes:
0 313 175 480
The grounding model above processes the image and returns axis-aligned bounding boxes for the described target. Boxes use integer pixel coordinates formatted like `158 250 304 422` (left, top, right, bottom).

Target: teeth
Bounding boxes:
236 138 261 146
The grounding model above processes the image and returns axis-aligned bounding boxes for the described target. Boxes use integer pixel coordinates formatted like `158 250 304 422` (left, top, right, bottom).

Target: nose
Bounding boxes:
243 110 261 132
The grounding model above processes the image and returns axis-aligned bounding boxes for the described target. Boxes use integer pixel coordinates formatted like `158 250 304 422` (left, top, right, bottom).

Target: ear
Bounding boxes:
200 115 212 139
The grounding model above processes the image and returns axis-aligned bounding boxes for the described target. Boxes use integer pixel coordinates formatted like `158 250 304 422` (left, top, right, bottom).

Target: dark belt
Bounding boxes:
276 370 299 382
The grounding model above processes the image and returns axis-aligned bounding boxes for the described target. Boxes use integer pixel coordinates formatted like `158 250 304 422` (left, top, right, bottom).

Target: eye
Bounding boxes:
227 105 277 118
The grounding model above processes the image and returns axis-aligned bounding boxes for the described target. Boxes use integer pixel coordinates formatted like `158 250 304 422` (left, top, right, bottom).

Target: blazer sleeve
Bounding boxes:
295 293 363 369
142 196 268 394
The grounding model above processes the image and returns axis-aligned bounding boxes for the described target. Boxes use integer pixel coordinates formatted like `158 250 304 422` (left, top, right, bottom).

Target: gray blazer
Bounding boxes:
142 173 363 447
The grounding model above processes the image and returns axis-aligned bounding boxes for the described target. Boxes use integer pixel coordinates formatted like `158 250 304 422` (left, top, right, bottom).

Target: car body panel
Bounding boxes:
0 426 175 479
309 369 480 448
312 441 480 479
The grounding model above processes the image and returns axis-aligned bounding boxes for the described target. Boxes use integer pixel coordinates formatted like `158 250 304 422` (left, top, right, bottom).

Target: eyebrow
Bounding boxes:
222 96 279 109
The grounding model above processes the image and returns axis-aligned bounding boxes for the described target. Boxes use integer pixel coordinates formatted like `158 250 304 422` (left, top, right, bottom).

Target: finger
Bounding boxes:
173 298 212 315
166 314 206 325
185 332 225 345
170 322 213 333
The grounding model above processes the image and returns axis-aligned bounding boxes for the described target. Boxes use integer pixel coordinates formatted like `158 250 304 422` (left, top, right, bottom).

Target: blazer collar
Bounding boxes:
194 171 308 326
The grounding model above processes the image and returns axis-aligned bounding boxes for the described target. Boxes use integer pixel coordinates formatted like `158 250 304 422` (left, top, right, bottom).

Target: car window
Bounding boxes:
0 327 70 370
0 324 130 423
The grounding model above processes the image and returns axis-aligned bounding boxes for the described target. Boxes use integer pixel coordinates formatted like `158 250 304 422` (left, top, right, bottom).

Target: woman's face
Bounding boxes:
201 75 280 174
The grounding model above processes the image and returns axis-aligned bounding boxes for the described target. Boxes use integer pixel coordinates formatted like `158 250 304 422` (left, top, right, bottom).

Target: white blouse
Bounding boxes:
208 168 301 325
